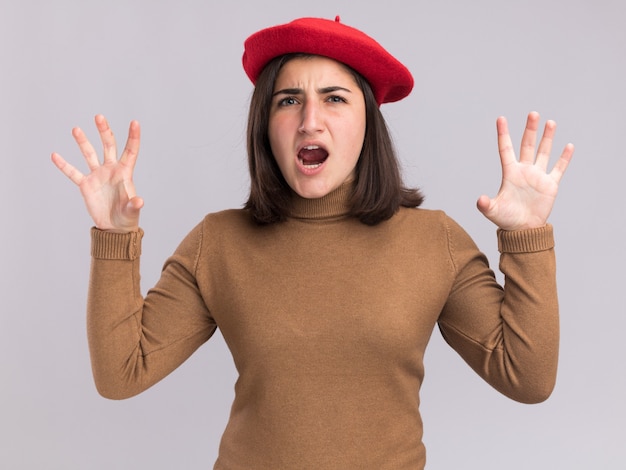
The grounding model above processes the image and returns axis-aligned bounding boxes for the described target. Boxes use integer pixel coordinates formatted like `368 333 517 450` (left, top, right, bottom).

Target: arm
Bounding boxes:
439 219 558 403
439 113 574 403
52 116 215 399
87 224 216 399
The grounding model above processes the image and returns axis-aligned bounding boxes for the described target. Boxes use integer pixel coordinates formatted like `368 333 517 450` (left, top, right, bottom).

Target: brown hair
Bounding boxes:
244 54 423 225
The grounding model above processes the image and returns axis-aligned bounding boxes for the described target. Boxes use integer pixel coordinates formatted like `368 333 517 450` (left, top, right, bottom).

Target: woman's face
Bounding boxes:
268 56 366 199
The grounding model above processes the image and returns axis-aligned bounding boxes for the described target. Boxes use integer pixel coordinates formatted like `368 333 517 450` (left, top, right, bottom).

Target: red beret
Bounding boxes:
242 16 414 105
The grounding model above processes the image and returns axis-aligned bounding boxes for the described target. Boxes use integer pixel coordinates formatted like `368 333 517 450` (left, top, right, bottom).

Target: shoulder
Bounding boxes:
196 208 262 235
195 208 274 246
202 208 254 227
394 206 458 232
174 209 255 253
397 206 446 222
166 209 257 267
393 207 478 251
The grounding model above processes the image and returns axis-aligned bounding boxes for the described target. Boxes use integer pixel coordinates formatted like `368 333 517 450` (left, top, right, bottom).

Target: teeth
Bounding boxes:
303 145 319 150
298 157 322 169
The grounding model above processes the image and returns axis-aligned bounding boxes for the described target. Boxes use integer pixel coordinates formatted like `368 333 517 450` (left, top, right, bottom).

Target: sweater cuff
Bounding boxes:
90 227 143 260
497 224 554 253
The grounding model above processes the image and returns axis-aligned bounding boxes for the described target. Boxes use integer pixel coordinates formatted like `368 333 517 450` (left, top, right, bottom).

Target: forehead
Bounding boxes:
274 55 358 88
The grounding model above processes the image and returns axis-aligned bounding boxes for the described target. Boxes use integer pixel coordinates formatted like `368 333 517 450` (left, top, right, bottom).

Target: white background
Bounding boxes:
1 0 624 468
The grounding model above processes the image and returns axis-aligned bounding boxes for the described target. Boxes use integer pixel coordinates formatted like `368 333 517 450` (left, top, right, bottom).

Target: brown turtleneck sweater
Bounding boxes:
87 184 559 469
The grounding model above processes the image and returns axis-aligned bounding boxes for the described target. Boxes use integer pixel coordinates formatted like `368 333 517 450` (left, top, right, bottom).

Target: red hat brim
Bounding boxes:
242 17 414 105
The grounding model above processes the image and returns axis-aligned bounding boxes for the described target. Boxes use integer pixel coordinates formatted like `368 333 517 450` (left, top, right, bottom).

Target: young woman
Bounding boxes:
51 16 574 470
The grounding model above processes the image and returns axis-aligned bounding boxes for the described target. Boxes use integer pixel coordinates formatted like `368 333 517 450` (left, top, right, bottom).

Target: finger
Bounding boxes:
119 120 141 169
535 119 556 172
128 195 144 211
519 111 540 164
121 196 144 230
72 126 101 171
95 114 118 164
51 152 86 186
549 143 575 184
496 116 517 168
123 179 138 200
476 194 493 216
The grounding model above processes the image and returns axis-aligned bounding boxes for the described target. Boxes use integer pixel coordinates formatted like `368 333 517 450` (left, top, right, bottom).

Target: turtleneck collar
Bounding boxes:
288 182 353 220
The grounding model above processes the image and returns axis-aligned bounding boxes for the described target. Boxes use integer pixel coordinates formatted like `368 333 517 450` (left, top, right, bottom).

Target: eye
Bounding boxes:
326 95 347 104
277 96 299 107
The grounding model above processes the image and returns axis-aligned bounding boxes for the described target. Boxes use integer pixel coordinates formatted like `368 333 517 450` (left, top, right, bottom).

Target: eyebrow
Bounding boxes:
272 86 353 97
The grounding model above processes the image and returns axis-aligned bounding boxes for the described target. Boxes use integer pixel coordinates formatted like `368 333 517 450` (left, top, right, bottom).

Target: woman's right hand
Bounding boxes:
52 115 143 233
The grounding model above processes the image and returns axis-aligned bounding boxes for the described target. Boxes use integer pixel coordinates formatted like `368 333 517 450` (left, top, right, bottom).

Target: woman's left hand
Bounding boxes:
477 111 574 231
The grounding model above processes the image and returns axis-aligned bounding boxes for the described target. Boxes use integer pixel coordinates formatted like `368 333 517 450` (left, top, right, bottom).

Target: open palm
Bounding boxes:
477 112 574 231
51 115 143 232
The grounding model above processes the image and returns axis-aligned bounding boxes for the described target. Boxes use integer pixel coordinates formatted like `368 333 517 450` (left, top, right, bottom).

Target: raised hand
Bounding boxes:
51 115 143 232
476 112 574 231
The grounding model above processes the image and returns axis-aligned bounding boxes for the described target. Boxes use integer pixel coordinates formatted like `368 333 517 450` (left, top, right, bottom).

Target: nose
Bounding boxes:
298 100 324 134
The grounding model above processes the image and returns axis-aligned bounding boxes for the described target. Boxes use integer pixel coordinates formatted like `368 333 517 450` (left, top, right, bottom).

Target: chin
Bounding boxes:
292 181 335 199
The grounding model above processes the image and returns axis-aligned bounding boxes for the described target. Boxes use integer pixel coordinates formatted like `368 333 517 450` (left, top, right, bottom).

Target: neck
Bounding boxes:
288 183 353 220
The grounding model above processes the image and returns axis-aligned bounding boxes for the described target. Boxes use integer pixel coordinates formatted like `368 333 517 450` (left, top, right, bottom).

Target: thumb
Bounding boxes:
122 196 144 222
476 195 492 216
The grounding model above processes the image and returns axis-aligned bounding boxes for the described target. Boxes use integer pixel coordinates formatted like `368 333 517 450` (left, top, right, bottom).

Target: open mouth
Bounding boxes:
298 145 329 169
